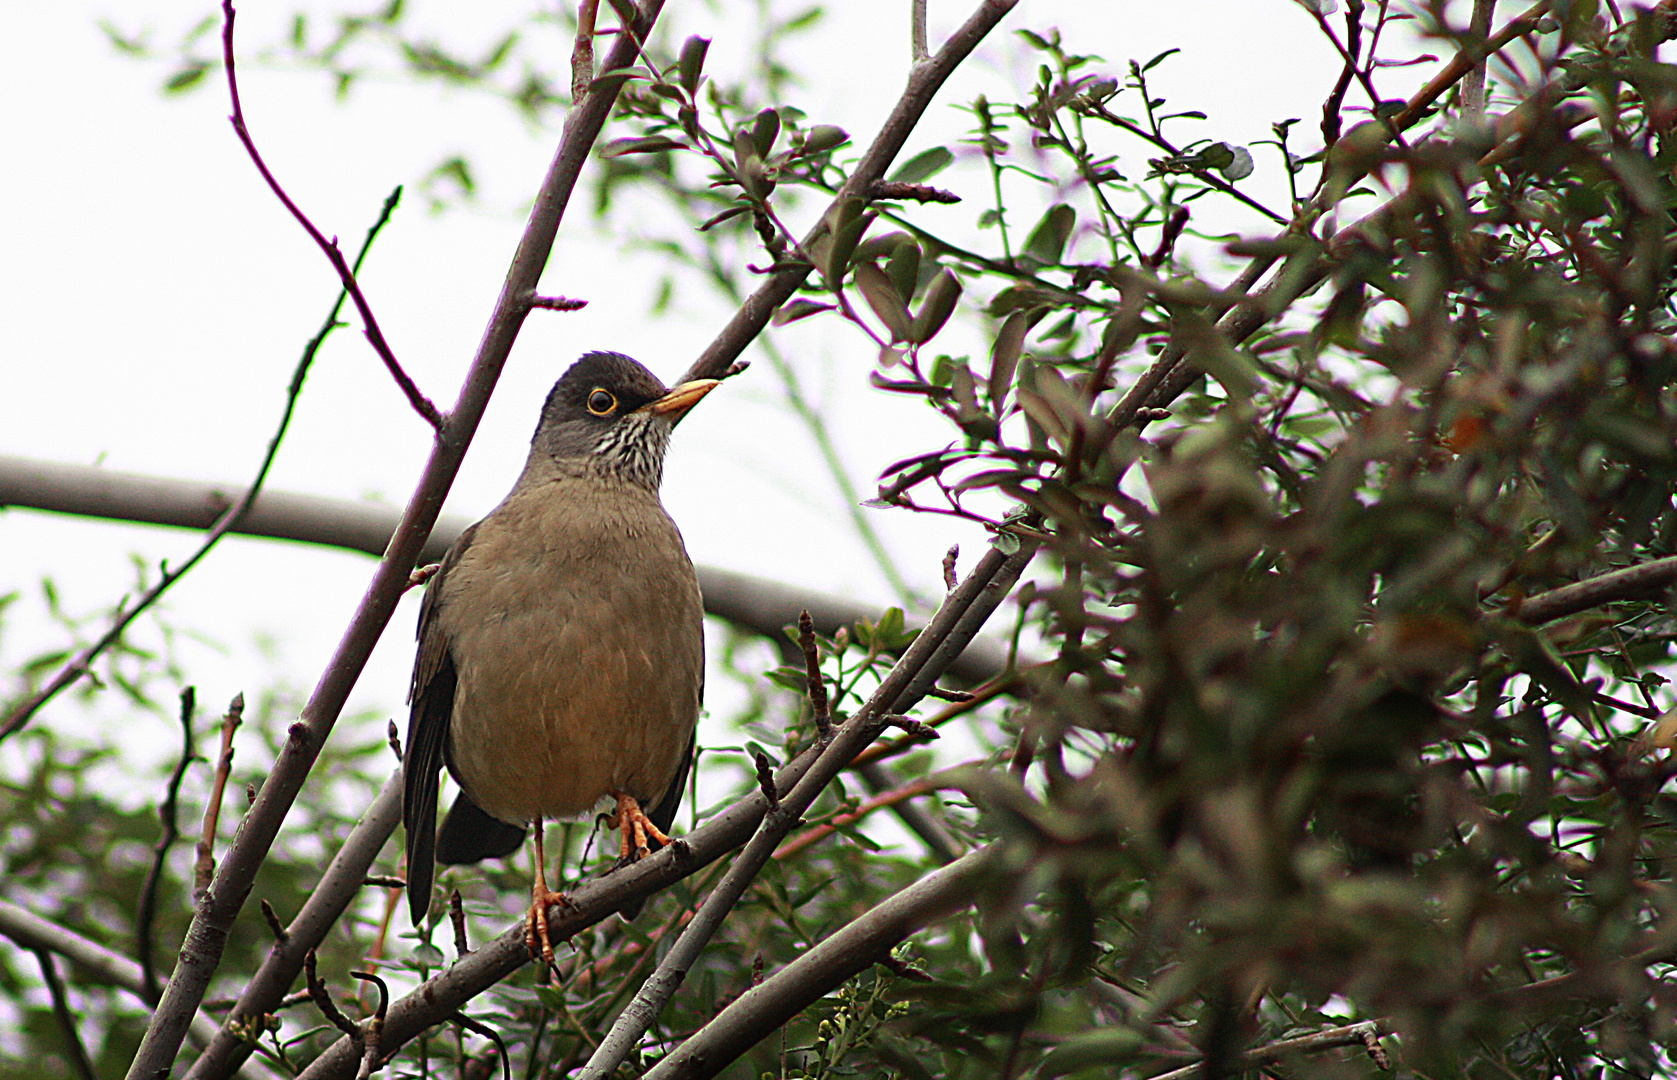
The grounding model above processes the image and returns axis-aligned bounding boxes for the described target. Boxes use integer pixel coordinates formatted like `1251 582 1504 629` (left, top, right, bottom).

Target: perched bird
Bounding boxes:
403 351 716 965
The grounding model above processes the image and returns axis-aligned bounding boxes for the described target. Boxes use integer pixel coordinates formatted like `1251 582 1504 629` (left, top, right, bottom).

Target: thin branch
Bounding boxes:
0 455 1016 686
911 0 929 61
126 6 669 1070
0 186 403 741
1143 1021 1387 1080
798 610 831 739
1514 556 1677 625
0 901 223 1049
639 848 993 1080
293 543 1034 1080
196 694 244 902
137 687 197 1001
34 949 99 1080
775 772 954 859
219 2 439 429
1462 0 1496 121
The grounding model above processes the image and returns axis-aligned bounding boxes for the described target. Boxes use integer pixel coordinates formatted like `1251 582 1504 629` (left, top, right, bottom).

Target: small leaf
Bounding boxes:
1220 143 1255 180
799 124 848 156
822 208 876 286
1021 203 1075 266
988 309 1033 414
886 237 921 301
909 269 962 344
676 35 709 94
855 262 914 341
751 108 781 156
601 136 689 157
698 205 749 231
889 146 954 184
772 299 836 326
1037 1029 1144 1078
1142 47 1180 72
164 61 209 93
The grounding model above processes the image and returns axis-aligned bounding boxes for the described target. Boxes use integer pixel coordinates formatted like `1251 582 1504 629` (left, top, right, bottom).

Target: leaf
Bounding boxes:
889 146 954 184
988 310 1033 414
800 124 848 156
164 62 209 93
772 299 836 326
1036 1028 1145 1077
751 108 781 157
601 136 689 157
854 262 913 341
676 35 710 94
1022 203 1076 266
1220 143 1255 180
886 238 922 301
910 269 962 344
1142 47 1180 72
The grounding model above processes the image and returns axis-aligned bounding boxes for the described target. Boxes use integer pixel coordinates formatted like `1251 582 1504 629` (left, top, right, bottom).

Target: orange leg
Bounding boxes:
612 792 672 861
524 819 569 972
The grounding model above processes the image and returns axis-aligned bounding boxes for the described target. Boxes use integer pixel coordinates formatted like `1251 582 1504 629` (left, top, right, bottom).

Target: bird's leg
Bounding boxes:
612 791 672 861
524 818 569 972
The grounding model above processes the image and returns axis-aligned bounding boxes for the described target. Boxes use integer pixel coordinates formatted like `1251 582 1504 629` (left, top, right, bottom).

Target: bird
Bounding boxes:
402 350 717 967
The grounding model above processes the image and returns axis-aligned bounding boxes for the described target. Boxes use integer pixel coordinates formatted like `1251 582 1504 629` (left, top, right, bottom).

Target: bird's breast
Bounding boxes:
437 476 703 824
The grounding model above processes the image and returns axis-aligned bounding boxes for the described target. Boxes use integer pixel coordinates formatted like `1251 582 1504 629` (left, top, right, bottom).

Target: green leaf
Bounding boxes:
854 262 913 341
910 269 962 344
676 35 710 93
772 299 836 326
1022 203 1075 266
886 237 921 301
751 108 781 157
1142 47 1180 72
988 309 1034 414
889 146 954 184
800 124 849 156
601 136 689 157
1036 1028 1144 1077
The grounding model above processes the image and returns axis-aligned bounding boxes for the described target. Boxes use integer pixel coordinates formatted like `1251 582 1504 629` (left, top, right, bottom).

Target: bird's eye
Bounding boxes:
586 388 617 416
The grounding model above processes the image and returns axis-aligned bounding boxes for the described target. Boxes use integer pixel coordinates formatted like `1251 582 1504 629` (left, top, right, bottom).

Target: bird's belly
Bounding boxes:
444 607 698 825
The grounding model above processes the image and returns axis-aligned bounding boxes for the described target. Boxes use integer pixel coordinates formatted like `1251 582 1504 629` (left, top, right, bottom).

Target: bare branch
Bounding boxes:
1143 1020 1388 1080
137 687 196 1000
195 694 244 902
34 949 99 1080
1514 556 1677 625
798 610 831 739
125 3 672 1072
775 771 956 859
218 2 438 429
640 848 993 1080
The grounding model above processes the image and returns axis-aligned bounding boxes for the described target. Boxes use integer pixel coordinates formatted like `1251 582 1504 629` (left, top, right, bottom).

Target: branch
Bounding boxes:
1143 1020 1388 1080
639 847 993 1080
137 687 197 1001
219 1 439 429
1512 556 1677 625
0 187 402 740
124 2 670 1074
293 542 1035 1079
678 0 1021 385
0 455 1014 686
774 771 954 860
34 949 99 1080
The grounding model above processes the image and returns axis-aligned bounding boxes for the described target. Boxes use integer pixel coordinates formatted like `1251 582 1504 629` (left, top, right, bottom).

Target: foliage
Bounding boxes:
8 2 1677 1079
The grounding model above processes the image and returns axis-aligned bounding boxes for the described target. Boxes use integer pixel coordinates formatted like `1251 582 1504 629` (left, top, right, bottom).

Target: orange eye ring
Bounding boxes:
586 388 617 416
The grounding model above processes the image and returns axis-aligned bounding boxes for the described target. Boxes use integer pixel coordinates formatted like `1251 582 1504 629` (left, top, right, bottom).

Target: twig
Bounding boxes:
195 694 244 902
0 456 1017 687
219 1 438 429
1462 0 1496 121
848 672 1018 768
450 891 470 958
0 186 404 741
349 971 388 1080
911 0 928 61
124 3 672 1074
304 950 362 1045
451 1013 510 1080
260 901 289 946
775 772 954 859
138 687 197 1000
34 949 99 1080
638 848 993 1080
571 0 600 99
529 294 588 311
1142 1020 1388 1080
798 610 831 740
942 545 959 591
1513 556 1677 625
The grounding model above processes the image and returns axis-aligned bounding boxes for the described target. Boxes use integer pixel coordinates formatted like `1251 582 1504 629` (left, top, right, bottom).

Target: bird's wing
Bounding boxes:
646 730 695 840
403 522 477 926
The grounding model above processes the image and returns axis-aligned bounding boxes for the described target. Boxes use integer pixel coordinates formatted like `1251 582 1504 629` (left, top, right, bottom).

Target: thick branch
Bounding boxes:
640 847 993 1080
1513 556 1677 625
123 4 669 1077
0 455 1011 685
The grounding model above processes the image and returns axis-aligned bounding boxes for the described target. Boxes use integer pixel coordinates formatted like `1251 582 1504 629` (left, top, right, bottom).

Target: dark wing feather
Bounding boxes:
402 524 477 927
436 790 527 864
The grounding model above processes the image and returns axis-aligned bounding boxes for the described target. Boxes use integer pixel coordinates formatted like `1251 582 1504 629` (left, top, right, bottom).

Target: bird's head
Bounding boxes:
530 351 718 489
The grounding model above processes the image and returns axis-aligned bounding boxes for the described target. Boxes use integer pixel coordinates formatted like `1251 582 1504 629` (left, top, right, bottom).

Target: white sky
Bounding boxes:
1 0 1407 804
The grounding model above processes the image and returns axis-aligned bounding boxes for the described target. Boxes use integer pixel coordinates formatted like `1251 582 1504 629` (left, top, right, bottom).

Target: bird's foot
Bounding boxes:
525 886 572 973
613 791 673 862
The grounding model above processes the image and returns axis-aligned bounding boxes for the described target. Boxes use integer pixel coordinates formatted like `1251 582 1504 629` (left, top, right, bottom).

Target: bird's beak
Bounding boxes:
643 379 721 423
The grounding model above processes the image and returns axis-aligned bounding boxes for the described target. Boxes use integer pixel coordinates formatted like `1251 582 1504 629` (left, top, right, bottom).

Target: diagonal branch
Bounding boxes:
123 4 670 1077
219 0 439 429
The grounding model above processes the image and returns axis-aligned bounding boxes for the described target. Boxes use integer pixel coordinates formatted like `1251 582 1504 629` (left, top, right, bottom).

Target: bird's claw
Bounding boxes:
613 792 673 863
526 887 571 973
